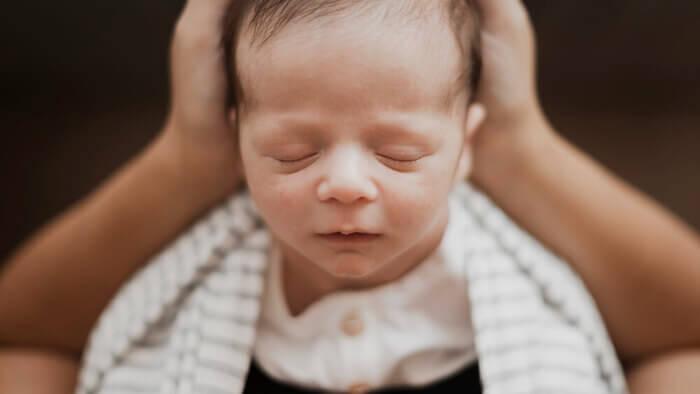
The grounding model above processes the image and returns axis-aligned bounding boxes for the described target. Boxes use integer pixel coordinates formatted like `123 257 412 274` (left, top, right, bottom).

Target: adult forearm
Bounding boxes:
473 119 700 362
0 130 239 356
0 349 78 394
626 349 700 393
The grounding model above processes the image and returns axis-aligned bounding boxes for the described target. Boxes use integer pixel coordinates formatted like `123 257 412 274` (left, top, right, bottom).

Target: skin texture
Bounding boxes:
236 10 484 314
1 0 700 392
0 349 78 394
626 349 700 393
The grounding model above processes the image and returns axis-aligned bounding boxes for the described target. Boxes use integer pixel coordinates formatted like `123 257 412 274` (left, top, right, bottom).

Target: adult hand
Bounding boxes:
470 0 551 184
159 0 243 205
469 0 700 367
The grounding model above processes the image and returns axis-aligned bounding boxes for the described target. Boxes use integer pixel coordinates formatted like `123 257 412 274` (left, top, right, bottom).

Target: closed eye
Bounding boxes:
375 154 425 172
376 154 422 163
276 153 319 163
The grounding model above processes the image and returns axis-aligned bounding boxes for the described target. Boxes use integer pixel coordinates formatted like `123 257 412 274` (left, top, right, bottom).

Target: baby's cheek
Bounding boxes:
259 180 309 222
384 182 445 229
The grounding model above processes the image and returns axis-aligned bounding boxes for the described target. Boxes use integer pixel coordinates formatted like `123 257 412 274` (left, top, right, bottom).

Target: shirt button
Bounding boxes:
348 381 372 393
341 311 364 336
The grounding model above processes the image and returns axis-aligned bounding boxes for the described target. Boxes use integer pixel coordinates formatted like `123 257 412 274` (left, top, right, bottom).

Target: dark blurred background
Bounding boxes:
1 1 699 264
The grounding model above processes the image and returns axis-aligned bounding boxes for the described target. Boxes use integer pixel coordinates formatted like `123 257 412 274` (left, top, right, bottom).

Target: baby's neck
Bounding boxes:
278 208 449 317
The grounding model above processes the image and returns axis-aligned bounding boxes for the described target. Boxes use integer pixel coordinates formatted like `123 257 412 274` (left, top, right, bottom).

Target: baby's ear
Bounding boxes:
464 103 486 144
453 103 487 184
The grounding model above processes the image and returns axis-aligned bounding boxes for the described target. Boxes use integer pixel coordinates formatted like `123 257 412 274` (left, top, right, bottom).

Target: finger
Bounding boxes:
170 2 235 129
181 0 232 21
176 0 233 38
475 0 531 33
476 0 526 17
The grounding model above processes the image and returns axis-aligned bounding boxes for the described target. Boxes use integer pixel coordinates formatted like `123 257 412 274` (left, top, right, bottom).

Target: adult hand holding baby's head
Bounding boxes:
156 0 546 198
471 0 554 184
158 0 244 205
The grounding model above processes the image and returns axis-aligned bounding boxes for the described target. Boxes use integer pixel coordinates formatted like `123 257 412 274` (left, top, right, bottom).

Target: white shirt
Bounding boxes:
253 195 477 392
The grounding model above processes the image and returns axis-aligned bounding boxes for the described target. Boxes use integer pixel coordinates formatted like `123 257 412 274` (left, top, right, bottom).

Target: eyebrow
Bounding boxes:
250 121 326 150
255 118 437 144
255 121 325 140
369 113 448 140
366 124 436 144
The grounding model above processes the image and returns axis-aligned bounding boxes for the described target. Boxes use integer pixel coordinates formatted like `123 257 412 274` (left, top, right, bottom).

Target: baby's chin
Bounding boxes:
317 253 383 282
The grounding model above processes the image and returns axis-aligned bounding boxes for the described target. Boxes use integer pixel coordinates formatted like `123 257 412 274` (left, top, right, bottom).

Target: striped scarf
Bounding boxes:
77 182 628 394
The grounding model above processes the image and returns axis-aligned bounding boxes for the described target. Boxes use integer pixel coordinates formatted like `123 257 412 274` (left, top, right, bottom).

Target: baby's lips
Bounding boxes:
318 229 380 236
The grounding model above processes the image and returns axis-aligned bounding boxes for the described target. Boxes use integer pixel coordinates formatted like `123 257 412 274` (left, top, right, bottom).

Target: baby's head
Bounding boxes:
224 0 485 285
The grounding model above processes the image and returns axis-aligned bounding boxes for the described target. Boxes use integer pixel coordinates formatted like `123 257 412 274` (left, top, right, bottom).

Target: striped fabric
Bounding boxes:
77 182 628 394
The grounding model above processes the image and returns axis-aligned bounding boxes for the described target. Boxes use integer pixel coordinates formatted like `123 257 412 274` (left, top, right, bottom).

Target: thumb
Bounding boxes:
475 0 532 34
179 0 232 27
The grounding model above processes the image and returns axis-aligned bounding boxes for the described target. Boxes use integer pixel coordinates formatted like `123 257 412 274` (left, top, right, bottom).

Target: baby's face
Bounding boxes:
235 13 480 282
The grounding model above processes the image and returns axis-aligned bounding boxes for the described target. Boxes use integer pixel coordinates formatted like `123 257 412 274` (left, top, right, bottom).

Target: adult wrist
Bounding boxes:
145 127 242 215
472 109 557 192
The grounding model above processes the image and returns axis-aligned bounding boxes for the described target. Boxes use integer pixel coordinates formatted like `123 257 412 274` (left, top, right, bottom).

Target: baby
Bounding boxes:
67 0 634 393
74 1 626 393
4 1 700 393
88 1 489 392
227 0 483 312
223 0 487 390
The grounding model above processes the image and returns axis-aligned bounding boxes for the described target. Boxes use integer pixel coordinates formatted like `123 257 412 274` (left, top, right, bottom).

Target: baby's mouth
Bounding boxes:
317 232 382 243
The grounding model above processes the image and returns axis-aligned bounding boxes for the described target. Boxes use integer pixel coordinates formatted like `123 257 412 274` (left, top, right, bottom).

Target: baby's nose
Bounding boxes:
317 153 378 204
317 178 377 204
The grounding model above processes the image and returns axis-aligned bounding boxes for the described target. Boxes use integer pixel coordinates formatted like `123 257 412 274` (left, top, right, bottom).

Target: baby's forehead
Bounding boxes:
240 0 451 47
236 7 470 117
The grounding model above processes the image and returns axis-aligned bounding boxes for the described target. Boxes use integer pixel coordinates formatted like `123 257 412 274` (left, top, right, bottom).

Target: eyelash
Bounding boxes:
274 153 422 167
276 153 318 164
377 154 420 164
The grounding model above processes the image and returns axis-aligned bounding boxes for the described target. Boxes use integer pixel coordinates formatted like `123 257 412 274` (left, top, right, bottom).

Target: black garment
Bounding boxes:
243 359 482 393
